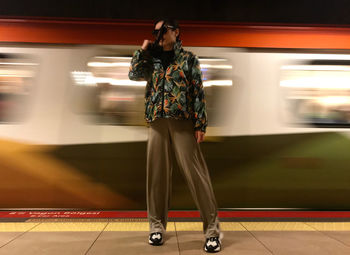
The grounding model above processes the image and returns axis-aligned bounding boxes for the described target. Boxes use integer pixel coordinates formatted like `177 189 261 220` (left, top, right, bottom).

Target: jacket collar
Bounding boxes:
152 40 183 64
174 40 183 58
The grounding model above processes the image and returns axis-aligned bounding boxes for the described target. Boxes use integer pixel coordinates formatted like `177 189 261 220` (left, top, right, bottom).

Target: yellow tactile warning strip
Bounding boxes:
1 222 350 232
0 223 39 232
174 222 203 231
175 222 246 231
105 222 176 231
306 222 350 231
241 222 315 231
29 222 107 232
221 222 247 231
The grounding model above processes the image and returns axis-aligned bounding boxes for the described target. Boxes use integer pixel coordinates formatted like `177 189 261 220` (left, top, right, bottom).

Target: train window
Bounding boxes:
280 58 350 127
70 53 233 127
0 53 38 123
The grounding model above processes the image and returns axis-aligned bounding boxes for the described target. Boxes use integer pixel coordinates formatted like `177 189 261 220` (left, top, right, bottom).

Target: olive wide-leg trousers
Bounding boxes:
146 118 221 238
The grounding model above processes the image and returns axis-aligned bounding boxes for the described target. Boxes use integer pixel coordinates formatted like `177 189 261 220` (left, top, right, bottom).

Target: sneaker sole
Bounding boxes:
204 233 223 253
204 245 221 253
149 239 164 246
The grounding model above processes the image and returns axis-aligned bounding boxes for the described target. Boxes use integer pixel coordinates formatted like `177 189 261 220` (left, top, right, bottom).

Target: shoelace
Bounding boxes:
151 232 162 240
207 237 219 247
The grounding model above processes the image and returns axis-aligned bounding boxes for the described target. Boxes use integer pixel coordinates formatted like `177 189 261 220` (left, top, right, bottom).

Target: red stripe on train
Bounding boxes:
1 211 350 218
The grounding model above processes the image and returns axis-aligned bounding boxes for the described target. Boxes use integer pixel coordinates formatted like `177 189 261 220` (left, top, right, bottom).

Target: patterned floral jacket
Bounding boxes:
128 40 208 133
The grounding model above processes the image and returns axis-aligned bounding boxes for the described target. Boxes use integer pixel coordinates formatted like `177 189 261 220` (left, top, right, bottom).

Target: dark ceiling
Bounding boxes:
1 0 349 25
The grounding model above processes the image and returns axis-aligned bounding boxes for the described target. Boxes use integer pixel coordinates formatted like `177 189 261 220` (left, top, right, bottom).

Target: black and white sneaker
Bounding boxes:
204 236 221 253
148 232 163 246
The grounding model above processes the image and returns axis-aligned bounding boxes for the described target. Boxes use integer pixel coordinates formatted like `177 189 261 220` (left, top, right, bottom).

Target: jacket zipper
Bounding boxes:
161 67 166 117
161 55 173 117
161 83 164 117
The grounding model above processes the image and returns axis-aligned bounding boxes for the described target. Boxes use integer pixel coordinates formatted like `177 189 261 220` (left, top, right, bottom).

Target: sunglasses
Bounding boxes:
152 25 175 37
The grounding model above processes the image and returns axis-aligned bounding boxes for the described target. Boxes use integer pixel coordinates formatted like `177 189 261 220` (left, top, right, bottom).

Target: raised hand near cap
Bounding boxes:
142 40 153 51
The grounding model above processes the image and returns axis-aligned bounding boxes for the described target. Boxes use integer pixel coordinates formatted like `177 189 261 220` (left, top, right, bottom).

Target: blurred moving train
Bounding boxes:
0 18 350 210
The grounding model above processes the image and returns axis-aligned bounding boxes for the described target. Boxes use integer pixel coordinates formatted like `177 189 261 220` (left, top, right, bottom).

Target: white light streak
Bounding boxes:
280 77 350 89
0 62 38 66
95 56 132 60
73 72 232 87
281 65 350 71
71 71 96 86
88 62 130 67
286 54 350 60
199 58 228 62
108 79 146 86
203 80 232 87
200 64 232 69
317 96 350 106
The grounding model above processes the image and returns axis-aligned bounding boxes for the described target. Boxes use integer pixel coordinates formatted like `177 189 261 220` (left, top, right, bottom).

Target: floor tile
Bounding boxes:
250 231 350 255
319 231 350 247
0 231 100 255
176 231 272 255
86 231 180 255
0 233 23 248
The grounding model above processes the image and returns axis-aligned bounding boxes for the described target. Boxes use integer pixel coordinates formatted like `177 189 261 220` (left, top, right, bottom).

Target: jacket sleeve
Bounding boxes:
190 55 208 133
128 49 152 81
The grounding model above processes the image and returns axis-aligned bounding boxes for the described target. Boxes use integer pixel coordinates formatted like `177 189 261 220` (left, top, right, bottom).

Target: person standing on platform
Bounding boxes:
128 19 223 253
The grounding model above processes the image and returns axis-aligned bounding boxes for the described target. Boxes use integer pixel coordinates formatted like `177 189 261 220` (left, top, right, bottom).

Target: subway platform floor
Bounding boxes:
1 211 350 254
